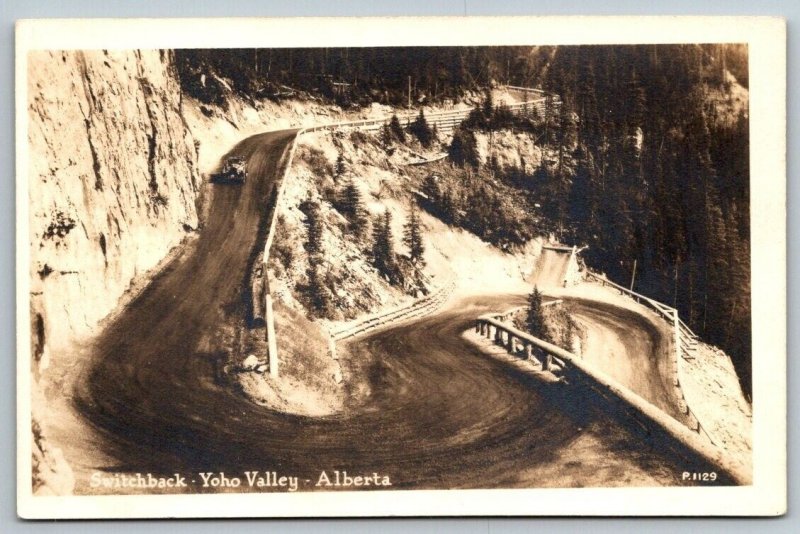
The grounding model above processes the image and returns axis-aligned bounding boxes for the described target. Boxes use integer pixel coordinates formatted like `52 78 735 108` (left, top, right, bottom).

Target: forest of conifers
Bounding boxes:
175 44 752 398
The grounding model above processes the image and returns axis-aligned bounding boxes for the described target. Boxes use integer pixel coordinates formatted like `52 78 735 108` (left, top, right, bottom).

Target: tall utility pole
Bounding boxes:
408 76 412 108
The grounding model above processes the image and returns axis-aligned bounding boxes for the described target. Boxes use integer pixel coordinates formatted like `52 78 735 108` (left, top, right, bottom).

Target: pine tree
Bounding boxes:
421 174 441 201
409 109 434 148
543 93 556 146
440 190 459 225
351 208 369 240
306 260 334 318
302 199 324 255
526 286 550 341
371 210 397 281
338 179 361 217
301 199 334 317
389 114 405 143
562 315 574 351
371 213 384 266
448 127 479 168
627 71 647 130
380 123 393 150
482 88 494 119
334 153 347 182
403 203 425 265
338 179 369 239
490 103 515 130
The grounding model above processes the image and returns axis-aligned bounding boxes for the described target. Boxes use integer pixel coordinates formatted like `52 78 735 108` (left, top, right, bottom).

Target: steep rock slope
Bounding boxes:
27 50 202 495
27 50 201 371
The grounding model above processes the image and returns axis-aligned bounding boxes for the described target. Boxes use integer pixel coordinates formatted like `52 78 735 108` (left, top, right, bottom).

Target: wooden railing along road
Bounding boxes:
585 271 713 445
473 307 748 485
258 86 559 372
330 277 456 342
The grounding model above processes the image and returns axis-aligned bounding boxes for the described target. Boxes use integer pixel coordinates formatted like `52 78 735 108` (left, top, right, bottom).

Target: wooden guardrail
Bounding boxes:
302 87 558 136
585 270 713 445
258 86 559 373
330 277 456 342
472 312 749 485
542 245 575 253
490 300 562 324
504 85 554 99
259 127 304 377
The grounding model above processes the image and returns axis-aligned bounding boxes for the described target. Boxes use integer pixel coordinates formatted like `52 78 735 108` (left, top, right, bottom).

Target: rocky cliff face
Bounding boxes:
27 50 201 371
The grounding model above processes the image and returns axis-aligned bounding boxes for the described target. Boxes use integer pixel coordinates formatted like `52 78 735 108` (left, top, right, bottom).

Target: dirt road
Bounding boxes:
528 249 684 421
69 129 728 494
568 298 684 421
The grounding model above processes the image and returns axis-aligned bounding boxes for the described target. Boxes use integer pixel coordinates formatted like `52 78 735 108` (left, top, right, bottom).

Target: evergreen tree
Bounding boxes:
448 127 479 167
408 109 434 148
403 203 425 265
337 179 361 216
334 152 347 182
440 190 459 225
627 70 647 131
300 199 334 317
568 148 600 248
337 179 369 239
305 260 334 318
526 286 550 341
380 123 393 150
301 198 324 255
421 174 441 202
482 88 494 118
542 93 557 146
371 210 397 282
389 114 406 143
490 103 515 130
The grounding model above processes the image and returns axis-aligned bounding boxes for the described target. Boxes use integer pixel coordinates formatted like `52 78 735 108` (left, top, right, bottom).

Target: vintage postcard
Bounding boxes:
16 16 786 518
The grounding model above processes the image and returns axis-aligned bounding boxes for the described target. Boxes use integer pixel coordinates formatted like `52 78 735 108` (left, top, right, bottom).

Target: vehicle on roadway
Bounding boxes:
212 156 247 184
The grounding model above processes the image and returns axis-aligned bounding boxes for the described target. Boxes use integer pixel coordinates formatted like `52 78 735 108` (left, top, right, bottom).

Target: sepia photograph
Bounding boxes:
16 16 786 518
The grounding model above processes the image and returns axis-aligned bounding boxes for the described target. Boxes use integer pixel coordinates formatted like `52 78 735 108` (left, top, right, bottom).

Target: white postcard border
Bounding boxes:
16 15 786 518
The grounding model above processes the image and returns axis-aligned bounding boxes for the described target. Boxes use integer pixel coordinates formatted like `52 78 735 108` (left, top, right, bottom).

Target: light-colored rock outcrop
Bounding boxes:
27 50 201 371
27 50 203 495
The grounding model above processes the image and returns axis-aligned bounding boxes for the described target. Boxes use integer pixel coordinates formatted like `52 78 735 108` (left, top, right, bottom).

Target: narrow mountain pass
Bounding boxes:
70 129 726 495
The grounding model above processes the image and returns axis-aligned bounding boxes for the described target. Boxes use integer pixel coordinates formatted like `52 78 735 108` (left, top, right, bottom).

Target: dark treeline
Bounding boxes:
175 45 752 398
174 47 554 106
538 44 751 399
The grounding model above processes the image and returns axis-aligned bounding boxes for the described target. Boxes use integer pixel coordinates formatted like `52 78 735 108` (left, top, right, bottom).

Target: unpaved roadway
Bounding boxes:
568 298 684 421
70 129 729 494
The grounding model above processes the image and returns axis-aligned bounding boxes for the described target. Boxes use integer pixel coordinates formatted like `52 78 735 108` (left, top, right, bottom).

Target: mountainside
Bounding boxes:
24 45 752 494
174 45 752 398
538 44 752 398
27 50 203 495
237 93 543 414
28 50 202 372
